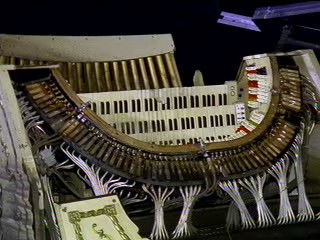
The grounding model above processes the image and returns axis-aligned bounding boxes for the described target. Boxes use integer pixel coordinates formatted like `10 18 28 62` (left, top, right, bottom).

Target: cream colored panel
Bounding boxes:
54 195 148 240
0 34 175 62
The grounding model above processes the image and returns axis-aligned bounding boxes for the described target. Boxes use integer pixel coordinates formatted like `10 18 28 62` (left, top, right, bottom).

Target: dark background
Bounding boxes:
1 0 311 86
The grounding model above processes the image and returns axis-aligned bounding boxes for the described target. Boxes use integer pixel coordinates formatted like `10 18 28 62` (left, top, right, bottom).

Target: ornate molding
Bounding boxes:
68 204 130 240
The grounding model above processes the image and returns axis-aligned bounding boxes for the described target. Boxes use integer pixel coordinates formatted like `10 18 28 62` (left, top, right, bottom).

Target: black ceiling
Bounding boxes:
0 1 315 85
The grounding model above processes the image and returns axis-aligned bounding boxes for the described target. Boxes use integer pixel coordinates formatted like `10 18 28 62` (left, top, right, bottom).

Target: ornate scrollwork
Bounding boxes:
92 223 112 240
68 211 84 240
67 204 130 240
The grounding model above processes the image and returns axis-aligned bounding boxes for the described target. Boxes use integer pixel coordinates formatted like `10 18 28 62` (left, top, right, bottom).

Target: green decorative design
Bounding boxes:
92 223 112 240
67 204 131 240
68 211 84 240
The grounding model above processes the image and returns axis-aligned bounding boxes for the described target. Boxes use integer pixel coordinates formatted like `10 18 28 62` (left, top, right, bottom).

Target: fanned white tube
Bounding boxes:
119 190 148 206
172 185 201 239
226 201 241 230
302 90 319 220
238 173 276 228
42 175 62 240
268 157 295 224
142 185 174 240
60 142 135 197
288 133 315 222
219 180 256 230
60 142 106 196
302 79 320 112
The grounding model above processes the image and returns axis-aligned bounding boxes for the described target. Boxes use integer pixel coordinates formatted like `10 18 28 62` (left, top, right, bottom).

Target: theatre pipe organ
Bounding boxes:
0 34 319 240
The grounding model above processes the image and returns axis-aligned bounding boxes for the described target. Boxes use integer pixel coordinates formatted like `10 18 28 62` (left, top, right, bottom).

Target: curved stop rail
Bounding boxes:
23 56 301 186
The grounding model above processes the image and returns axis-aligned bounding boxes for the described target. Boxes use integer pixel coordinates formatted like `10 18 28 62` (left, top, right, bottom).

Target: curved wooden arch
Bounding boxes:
22 55 300 186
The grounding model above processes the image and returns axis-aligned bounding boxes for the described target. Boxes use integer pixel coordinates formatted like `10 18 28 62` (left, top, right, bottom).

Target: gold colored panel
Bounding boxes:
138 58 150 89
164 53 179 87
76 63 84 93
169 52 182 87
112 62 122 91
24 59 31 66
19 58 25 65
121 61 131 90
0 56 5 64
85 63 94 93
9 57 16 65
60 63 68 83
155 55 170 88
67 63 75 92
147 57 159 89
103 62 112 91
130 59 141 90
94 62 104 92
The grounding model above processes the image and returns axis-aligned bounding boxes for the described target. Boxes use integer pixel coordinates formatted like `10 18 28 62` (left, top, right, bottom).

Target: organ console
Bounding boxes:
0 34 319 239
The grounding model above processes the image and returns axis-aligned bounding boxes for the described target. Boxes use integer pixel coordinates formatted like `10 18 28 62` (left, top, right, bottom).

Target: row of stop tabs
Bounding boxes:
246 65 270 108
